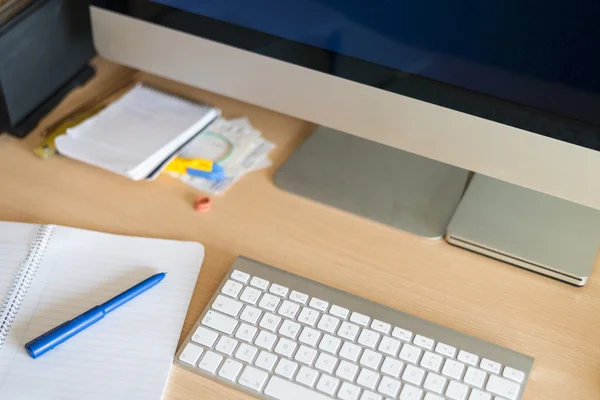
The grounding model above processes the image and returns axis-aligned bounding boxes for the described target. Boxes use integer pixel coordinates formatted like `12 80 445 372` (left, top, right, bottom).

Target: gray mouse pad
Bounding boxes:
446 174 600 285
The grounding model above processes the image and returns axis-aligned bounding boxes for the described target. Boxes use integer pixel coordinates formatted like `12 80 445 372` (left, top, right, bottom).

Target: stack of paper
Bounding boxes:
169 118 275 194
55 84 220 181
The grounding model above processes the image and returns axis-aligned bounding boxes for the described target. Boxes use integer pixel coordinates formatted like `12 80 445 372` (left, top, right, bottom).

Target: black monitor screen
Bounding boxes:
149 0 600 129
91 0 600 149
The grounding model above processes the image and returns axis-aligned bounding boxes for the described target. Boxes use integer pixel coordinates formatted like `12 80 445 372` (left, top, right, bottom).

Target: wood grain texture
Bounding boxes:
1 58 599 400
0 0 18 7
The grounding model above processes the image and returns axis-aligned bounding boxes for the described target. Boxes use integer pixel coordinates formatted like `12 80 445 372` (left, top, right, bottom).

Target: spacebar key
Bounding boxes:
265 376 331 400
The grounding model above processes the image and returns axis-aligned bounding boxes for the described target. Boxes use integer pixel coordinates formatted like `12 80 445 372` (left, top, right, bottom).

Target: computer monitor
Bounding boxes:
89 1 600 224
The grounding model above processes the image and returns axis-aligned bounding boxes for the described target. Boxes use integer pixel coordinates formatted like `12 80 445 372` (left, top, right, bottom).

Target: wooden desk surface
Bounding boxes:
1 58 599 400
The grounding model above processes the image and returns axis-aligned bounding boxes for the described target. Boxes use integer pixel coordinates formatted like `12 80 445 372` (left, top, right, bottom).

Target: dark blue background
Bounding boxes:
151 0 600 126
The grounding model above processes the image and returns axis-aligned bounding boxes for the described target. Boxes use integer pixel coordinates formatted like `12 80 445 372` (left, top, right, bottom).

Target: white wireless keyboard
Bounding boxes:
175 257 533 400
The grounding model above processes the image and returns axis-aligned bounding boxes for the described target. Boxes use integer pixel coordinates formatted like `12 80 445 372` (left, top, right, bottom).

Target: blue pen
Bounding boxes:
25 272 166 359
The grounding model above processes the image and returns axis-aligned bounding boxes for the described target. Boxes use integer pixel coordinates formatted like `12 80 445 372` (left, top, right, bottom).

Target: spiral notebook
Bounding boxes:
55 83 220 181
0 221 204 400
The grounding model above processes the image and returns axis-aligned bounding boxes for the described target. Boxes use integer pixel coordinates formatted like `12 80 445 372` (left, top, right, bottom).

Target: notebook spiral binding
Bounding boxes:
0 224 55 348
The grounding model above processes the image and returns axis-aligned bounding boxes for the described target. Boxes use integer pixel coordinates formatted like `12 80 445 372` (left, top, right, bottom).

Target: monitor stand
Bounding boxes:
274 126 469 239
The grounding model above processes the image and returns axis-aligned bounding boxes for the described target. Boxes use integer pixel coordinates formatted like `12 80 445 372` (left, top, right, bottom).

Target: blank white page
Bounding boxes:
0 225 204 400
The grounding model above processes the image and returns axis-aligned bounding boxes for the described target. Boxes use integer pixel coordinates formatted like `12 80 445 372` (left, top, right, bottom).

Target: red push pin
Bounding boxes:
194 196 211 212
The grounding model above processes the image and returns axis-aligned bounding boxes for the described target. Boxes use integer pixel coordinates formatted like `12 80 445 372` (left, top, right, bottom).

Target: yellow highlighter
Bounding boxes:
34 106 105 159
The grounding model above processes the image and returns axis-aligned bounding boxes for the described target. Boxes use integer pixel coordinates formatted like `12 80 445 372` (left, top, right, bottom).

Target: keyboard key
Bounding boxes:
356 368 380 390
378 376 402 398
298 307 321 326
290 290 309 304
446 380 469 400
435 342 456 358
316 374 340 396
371 319 391 334
399 343 422 364
317 315 340 334
179 343 203 365
319 334 342 354
235 323 257 342
402 364 426 386
299 326 322 346
359 349 382 369
231 270 250 283
339 341 362 362
235 343 258 363
420 351 443 372
266 376 331 400
391 327 413 342
360 390 382 400
338 321 361 341
239 365 269 392
330 305 349 319
218 358 243 381
274 338 297 358
240 305 262 324
503 366 525 383
425 394 445 400
221 280 243 298
423 372 447 394
295 345 318 365
315 353 338 374
468 389 492 400
399 384 423 400
258 293 281 312
336 360 360 381
250 276 269 290
259 312 282 332
255 350 278 371
279 319 302 339
240 286 262 304
255 330 277 350
270 283 289 297
464 366 487 388
481 358 502 374
339 382 362 400
212 294 243 317
275 358 298 379
357 329 380 349
199 351 223 374
380 357 403 378
278 300 301 319
190 326 218 347
457 350 479 366
202 310 238 335
308 297 328 311
215 336 239 356
414 334 435 350
378 336 401 356
486 375 520 400
442 359 466 380
296 366 320 387
350 312 370 326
